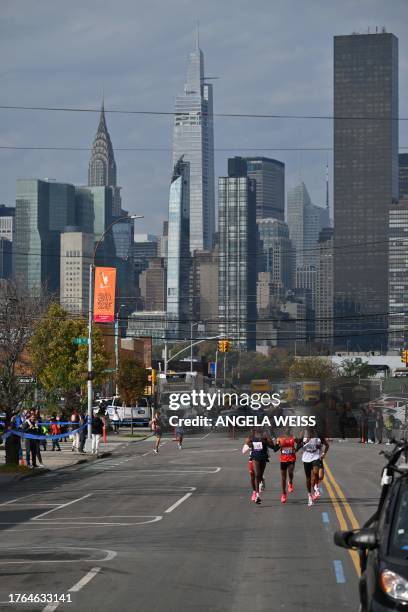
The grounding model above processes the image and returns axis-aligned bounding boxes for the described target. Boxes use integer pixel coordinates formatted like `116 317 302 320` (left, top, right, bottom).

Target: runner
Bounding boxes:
175 423 184 450
245 428 275 504
301 428 329 508
315 439 327 497
276 428 297 504
242 442 256 499
150 411 163 454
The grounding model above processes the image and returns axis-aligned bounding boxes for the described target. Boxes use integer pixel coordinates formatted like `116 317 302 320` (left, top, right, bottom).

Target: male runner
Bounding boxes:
276 428 297 504
301 428 329 507
175 424 184 450
150 412 163 454
245 429 275 504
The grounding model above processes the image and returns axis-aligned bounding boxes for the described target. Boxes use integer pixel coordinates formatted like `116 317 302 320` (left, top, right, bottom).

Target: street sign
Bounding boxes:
103 368 116 373
72 337 88 345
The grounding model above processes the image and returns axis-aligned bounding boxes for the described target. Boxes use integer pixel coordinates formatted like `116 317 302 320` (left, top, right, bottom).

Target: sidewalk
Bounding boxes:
0 429 153 486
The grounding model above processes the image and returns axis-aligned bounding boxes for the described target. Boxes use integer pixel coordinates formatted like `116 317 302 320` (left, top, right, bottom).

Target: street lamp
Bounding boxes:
86 214 143 446
115 303 126 396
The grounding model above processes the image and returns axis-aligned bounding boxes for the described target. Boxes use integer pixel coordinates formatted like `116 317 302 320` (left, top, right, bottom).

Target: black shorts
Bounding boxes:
303 460 320 477
318 458 324 470
280 461 295 470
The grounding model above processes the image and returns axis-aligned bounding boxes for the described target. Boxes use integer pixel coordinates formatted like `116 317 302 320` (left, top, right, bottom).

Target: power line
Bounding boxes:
0 104 407 121
2 145 408 152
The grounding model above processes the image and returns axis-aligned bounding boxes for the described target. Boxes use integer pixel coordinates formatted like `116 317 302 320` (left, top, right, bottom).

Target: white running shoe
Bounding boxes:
308 494 314 507
259 480 265 492
153 449 158 454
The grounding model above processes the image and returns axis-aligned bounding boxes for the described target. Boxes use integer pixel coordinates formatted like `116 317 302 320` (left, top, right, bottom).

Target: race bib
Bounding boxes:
282 448 293 455
252 441 263 451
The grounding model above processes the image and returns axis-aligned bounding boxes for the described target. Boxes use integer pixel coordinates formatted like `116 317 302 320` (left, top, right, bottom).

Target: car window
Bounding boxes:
389 486 408 559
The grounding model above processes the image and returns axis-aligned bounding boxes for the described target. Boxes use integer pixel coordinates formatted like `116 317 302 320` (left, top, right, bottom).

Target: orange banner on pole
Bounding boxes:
94 267 116 323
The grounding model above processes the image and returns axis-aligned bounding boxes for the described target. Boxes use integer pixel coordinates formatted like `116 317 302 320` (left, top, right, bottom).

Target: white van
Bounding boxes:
106 397 150 426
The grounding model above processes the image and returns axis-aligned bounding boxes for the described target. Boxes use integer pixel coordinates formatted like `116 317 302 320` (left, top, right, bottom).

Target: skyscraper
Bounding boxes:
399 153 408 198
218 175 257 350
287 181 329 268
60 229 93 315
88 99 121 215
166 157 191 339
333 32 398 350
388 198 408 352
172 34 215 252
257 218 294 291
228 157 285 220
315 228 334 349
14 179 75 294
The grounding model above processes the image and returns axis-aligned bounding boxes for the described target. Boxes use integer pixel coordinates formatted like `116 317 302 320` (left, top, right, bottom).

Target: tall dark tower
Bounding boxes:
333 32 398 351
88 98 117 187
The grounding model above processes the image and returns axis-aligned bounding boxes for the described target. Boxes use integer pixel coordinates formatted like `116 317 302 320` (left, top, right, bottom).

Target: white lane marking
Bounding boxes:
165 491 194 514
0 502 60 507
0 547 117 564
31 493 92 520
2 516 164 528
199 432 211 440
112 467 222 474
42 567 101 612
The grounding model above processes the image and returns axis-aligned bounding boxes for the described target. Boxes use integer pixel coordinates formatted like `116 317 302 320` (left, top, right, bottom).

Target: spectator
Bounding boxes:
338 405 347 442
359 406 368 443
50 416 61 451
70 409 80 452
78 413 86 454
384 413 394 445
22 413 42 468
91 414 104 455
112 408 120 434
376 407 384 444
367 405 376 443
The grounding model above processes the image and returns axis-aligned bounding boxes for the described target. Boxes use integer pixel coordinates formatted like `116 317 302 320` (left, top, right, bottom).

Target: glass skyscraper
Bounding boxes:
166 157 191 339
388 199 408 352
14 179 75 294
218 176 257 351
172 36 215 252
333 32 398 351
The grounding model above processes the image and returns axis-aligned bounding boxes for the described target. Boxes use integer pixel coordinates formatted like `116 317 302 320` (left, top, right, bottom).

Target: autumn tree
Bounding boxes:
30 303 109 407
339 358 377 379
289 356 338 387
116 358 148 406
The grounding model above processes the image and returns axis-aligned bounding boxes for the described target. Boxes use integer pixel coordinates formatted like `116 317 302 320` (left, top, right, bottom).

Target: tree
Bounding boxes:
116 358 148 406
30 303 109 406
289 357 338 385
340 358 377 379
0 281 49 425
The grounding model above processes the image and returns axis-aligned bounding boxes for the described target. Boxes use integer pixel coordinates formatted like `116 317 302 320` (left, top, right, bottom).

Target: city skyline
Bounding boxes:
1 1 407 235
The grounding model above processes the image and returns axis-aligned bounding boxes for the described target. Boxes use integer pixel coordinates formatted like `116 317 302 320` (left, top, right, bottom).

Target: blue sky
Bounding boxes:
1 0 407 234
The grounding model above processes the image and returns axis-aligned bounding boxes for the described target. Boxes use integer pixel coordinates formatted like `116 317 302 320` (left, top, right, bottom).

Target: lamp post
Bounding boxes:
87 214 143 447
115 303 126 396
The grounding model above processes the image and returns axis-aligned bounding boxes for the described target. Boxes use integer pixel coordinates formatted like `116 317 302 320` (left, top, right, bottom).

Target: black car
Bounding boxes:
335 442 408 611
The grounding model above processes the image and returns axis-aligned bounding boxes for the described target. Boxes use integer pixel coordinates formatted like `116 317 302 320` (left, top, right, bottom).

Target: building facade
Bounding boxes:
218 176 257 350
14 179 76 294
60 229 93 315
172 36 215 252
139 257 166 311
192 247 219 334
333 32 399 350
257 218 294 292
166 157 191 339
315 227 334 349
228 157 285 220
388 197 408 352
399 153 408 198
287 181 330 268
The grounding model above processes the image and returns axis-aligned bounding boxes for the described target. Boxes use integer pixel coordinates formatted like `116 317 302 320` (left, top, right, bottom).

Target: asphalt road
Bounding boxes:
0 434 387 612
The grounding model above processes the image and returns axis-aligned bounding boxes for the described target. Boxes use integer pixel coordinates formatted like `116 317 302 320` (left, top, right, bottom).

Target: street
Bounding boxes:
0 433 385 612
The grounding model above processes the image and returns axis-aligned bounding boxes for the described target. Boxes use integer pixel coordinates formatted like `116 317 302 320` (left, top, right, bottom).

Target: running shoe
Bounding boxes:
308 494 314 507
153 449 158 454
255 494 261 504
251 491 257 502
281 493 287 504
259 479 265 492
288 483 294 493
178 443 182 450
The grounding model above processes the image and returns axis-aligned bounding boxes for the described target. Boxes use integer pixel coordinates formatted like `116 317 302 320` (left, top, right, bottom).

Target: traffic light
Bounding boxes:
218 340 231 353
401 350 408 366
